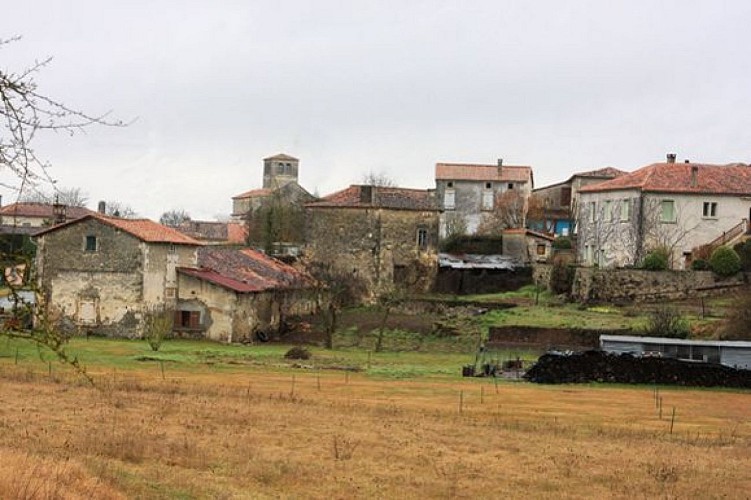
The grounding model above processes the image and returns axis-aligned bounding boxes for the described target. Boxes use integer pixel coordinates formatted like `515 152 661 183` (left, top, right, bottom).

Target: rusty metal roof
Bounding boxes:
179 247 312 293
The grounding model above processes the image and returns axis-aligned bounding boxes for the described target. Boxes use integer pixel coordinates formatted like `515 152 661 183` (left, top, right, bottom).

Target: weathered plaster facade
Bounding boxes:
35 215 200 336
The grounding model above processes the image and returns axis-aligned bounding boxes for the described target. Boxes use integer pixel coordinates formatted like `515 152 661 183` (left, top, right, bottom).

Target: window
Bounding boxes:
85 235 97 252
416 228 429 251
604 201 612 222
536 244 546 256
485 182 492 189
588 201 596 222
660 200 676 222
620 199 631 222
174 310 201 330
482 189 494 210
444 189 455 210
561 187 572 207
507 183 514 190
447 181 454 188
703 201 717 218
168 243 176 254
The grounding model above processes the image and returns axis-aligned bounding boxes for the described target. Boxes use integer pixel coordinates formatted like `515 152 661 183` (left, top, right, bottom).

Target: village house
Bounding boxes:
576 155 751 269
529 167 626 236
177 247 315 342
0 201 96 229
434 159 533 236
304 185 441 294
231 153 316 255
34 214 202 336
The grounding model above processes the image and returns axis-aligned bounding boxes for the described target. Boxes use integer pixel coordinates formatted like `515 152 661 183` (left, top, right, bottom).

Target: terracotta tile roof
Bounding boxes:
0 202 96 220
264 153 298 162
502 228 555 241
578 162 751 195
574 167 627 179
435 163 532 183
306 185 439 211
175 220 247 244
232 188 272 200
34 214 203 245
179 247 311 293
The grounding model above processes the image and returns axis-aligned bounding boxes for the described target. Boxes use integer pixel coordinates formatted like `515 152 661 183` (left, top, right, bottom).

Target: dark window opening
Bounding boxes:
417 228 429 251
174 310 201 330
485 182 492 189
561 187 572 207
85 235 97 252
536 244 546 256
507 183 514 190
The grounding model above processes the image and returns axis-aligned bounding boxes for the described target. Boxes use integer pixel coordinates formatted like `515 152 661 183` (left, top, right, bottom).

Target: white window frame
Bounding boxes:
660 200 676 223
702 201 717 218
481 189 494 211
620 199 630 222
444 189 456 210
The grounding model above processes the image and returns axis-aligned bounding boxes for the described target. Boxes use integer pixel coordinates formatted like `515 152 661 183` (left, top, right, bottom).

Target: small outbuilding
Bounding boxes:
600 334 751 369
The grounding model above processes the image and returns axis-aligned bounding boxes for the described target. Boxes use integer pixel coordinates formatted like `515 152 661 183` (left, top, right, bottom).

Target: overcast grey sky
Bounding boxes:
5 1 751 220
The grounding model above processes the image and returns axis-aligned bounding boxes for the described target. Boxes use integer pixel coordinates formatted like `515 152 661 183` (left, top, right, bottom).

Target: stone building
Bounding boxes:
529 167 626 236
501 229 554 264
177 247 315 342
34 214 202 336
305 185 440 294
0 202 96 228
577 155 751 269
231 153 316 255
434 159 534 236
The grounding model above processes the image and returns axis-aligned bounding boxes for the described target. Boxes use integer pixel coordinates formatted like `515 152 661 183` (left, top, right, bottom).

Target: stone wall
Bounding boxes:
572 268 746 303
305 206 439 295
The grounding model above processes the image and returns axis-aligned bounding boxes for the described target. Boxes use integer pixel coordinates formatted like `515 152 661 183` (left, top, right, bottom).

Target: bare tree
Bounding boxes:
477 190 526 235
1 36 122 200
526 193 555 233
104 200 138 218
160 209 191 227
305 260 366 349
19 186 89 207
0 36 122 379
245 189 306 254
361 170 396 187
442 211 468 241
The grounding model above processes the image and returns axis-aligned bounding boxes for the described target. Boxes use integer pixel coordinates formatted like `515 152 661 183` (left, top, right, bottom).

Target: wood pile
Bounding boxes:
524 350 751 388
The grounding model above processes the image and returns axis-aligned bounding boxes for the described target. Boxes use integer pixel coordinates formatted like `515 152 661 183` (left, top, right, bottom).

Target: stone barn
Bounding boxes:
177 247 316 342
34 214 202 336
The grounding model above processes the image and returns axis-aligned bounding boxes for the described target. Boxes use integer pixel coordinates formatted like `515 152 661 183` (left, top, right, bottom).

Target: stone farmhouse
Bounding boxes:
177 247 315 343
34 214 202 336
576 155 751 269
434 159 533 236
34 213 314 340
529 167 626 236
305 185 440 294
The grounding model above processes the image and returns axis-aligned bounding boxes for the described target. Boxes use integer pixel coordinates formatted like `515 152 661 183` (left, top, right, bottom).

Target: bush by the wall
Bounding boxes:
440 235 503 254
552 237 572 250
642 250 668 271
733 240 751 272
549 261 575 295
691 258 710 271
644 306 689 339
709 246 741 277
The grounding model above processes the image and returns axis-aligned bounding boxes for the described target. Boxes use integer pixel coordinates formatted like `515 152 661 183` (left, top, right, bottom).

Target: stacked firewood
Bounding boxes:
524 350 751 388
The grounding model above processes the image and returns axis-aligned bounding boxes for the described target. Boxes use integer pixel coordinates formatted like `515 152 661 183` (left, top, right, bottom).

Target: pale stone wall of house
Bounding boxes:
436 179 531 236
177 274 235 342
578 189 751 269
142 243 198 306
0 215 47 227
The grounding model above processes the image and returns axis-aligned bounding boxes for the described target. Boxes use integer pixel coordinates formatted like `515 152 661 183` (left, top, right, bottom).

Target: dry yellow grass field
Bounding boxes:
0 359 749 499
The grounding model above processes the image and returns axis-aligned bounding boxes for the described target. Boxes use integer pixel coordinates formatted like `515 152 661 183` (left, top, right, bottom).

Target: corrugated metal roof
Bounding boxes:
438 253 517 270
600 334 751 349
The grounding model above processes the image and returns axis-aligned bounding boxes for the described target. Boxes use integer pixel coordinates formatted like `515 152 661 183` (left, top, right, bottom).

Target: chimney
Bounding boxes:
497 158 503 166
97 200 106 214
684 159 690 163
666 153 676 164
691 166 699 188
